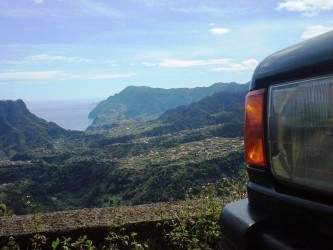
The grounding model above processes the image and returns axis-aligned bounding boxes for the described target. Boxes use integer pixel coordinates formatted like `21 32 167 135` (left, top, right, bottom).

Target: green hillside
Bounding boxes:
0 85 246 215
141 90 246 137
0 100 72 157
88 82 249 130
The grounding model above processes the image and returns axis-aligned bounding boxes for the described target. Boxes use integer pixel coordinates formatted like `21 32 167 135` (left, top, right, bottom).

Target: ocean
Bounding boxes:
26 99 99 131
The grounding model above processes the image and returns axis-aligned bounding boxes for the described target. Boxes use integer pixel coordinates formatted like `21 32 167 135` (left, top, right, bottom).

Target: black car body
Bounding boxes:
221 31 333 249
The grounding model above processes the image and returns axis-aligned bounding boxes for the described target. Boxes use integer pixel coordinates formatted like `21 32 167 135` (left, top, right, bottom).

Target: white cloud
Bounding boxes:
102 60 117 65
142 58 258 72
27 54 92 63
79 0 122 17
0 71 66 80
277 0 333 16
75 73 137 80
301 25 333 39
4 54 93 65
209 28 230 35
210 59 259 72
148 59 232 68
141 62 158 67
34 0 44 4
0 71 136 81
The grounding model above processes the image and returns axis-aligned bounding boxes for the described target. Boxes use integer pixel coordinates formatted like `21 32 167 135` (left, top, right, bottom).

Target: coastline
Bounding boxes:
26 99 99 131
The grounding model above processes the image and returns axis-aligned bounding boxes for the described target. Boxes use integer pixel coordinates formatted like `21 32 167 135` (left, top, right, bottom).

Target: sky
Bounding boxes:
1 0 333 102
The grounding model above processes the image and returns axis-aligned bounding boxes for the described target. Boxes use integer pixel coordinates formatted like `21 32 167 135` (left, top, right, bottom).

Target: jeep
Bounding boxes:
221 30 333 249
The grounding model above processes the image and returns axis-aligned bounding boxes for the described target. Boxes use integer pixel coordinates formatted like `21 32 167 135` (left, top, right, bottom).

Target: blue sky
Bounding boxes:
1 0 333 101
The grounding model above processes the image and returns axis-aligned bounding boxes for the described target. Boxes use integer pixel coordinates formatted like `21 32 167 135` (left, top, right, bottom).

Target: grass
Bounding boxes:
0 174 247 250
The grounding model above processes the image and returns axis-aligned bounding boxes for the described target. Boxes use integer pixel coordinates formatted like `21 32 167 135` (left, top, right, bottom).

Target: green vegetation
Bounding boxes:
0 203 12 217
0 82 251 249
0 174 247 249
157 90 246 131
0 147 244 214
0 99 75 157
165 186 223 249
0 91 246 214
88 82 248 130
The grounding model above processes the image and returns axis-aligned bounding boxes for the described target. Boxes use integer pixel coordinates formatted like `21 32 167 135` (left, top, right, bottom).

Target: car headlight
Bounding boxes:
268 75 333 193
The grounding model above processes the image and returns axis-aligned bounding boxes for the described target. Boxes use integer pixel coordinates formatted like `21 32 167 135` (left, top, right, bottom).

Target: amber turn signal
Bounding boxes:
244 89 266 167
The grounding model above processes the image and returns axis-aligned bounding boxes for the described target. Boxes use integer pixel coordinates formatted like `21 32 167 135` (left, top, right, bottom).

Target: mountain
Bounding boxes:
143 90 247 136
88 82 249 129
0 97 246 215
0 99 71 156
159 90 246 126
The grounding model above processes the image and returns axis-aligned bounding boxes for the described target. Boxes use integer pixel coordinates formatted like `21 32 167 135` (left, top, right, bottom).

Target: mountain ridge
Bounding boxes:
0 99 72 157
159 90 246 126
0 92 246 215
140 90 246 137
88 82 249 129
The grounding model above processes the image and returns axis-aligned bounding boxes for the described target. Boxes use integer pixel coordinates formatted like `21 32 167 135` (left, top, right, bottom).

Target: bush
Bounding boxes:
165 185 222 250
0 175 247 250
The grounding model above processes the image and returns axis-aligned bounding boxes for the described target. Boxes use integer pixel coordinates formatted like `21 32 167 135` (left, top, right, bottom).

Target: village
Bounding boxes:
123 137 244 168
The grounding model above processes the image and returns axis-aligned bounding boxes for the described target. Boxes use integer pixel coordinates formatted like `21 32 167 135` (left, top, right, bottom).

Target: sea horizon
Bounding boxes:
26 99 99 131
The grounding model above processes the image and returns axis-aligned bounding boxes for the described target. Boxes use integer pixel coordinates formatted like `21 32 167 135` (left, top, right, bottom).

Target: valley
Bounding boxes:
0 82 247 215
